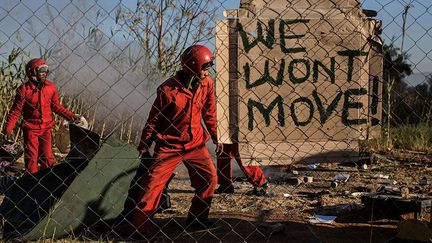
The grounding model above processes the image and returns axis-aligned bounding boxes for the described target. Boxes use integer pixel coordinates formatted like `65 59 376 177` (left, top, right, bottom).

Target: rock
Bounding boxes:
400 186 410 198
420 177 429 186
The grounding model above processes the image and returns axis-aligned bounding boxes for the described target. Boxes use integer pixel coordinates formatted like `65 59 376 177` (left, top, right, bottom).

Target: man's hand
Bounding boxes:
140 151 151 159
138 144 150 158
215 143 224 156
72 114 82 123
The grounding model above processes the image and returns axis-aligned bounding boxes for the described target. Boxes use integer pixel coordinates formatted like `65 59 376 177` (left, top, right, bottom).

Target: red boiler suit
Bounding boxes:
4 80 74 173
217 143 266 188
133 72 218 233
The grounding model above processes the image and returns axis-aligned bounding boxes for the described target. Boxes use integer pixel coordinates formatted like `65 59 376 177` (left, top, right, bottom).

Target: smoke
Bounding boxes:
53 41 166 121
43 37 168 144
0 1 167 134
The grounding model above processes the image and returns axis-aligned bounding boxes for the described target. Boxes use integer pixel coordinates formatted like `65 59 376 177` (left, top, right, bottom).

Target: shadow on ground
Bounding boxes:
77 214 397 243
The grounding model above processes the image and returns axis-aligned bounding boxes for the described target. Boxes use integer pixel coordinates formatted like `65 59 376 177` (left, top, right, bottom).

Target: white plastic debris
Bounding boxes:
373 174 390 179
307 164 320 170
350 192 367 197
309 214 336 224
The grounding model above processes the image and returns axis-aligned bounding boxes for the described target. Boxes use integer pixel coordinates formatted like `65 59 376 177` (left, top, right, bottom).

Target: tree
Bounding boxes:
383 43 412 85
117 0 215 75
382 41 412 148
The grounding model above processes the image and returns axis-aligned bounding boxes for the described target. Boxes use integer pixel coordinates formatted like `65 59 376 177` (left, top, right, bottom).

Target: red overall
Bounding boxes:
217 143 266 188
4 80 74 173
134 72 218 233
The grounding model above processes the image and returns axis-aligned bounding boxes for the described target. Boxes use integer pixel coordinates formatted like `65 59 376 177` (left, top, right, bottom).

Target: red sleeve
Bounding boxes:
4 87 25 135
137 88 165 153
202 78 218 144
51 85 74 120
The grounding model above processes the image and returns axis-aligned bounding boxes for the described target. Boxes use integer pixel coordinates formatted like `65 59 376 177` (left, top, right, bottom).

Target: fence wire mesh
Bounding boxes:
0 0 432 242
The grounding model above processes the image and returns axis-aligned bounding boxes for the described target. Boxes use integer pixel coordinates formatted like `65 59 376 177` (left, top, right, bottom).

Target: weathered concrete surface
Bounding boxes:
215 0 382 165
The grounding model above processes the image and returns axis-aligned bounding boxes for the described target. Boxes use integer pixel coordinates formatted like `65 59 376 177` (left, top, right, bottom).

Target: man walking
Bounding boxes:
2 58 81 174
133 45 221 234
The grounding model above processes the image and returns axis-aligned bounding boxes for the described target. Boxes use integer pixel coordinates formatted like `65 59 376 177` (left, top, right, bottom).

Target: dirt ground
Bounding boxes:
1 151 432 242
124 151 432 242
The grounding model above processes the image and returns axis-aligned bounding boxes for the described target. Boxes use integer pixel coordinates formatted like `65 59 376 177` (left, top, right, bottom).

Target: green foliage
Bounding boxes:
383 42 412 84
382 40 414 149
363 123 432 153
0 48 28 137
392 123 432 152
382 40 431 126
0 48 27 103
0 48 25 109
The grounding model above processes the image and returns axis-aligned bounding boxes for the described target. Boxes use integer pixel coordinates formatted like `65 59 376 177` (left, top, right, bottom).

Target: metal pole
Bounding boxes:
401 4 412 53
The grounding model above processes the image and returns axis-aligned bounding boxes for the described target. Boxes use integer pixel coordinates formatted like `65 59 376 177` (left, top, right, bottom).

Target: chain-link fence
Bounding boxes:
0 0 431 242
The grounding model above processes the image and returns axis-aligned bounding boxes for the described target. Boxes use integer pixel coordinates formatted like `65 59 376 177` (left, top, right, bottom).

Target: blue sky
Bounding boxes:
362 0 432 75
1 0 431 80
222 0 432 76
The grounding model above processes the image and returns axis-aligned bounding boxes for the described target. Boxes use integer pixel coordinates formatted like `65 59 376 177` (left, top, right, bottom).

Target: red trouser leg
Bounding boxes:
231 144 266 187
23 129 39 174
23 128 55 174
237 162 266 187
132 151 179 233
216 144 234 186
38 128 55 170
133 146 217 233
183 146 217 220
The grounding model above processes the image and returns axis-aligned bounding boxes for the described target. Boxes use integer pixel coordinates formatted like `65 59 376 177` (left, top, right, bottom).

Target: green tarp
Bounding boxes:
1 125 140 240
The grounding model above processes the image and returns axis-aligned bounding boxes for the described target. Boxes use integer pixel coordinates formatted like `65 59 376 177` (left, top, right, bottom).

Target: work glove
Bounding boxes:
71 114 82 123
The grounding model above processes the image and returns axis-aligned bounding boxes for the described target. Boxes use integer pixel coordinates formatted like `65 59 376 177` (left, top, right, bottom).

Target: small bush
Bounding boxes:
392 123 432 152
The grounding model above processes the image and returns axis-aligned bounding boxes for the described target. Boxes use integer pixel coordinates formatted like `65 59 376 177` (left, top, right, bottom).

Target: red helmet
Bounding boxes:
25 58 49 80
181 45 213 75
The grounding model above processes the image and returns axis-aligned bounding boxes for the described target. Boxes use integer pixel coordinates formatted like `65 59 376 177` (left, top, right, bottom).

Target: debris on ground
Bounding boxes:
1 148 430 242
331 174 350 188
307 163 320 170
308 214 337 224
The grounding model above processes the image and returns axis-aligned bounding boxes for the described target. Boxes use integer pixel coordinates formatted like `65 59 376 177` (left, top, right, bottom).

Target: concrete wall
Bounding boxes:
215 0 382 165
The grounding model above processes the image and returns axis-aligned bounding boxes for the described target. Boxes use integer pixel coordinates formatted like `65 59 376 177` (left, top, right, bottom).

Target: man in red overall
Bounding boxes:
133 45 220 234
216 143 269 196
2 58 81 174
